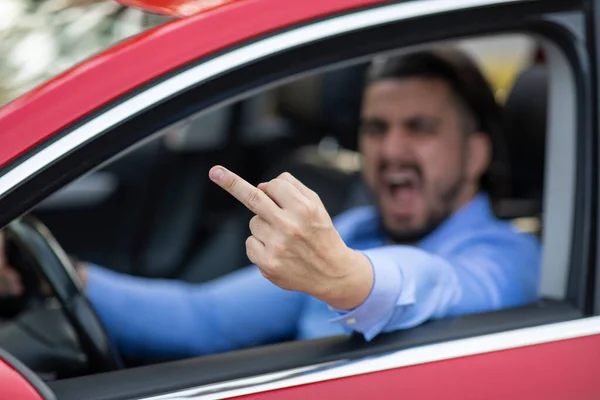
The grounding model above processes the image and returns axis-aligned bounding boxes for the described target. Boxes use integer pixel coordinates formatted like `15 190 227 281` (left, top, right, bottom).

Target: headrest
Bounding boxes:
319 63 368 150
502 64 548 203
275 63 368 150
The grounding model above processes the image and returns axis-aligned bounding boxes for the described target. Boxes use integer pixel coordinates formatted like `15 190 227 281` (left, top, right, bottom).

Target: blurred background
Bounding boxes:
0 0 171 106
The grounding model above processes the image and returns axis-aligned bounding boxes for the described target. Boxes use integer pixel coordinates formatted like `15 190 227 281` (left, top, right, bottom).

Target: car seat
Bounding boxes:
496 63 547 230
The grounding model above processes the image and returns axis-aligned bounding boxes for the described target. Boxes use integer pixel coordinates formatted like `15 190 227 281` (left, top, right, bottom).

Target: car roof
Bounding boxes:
116 0 242 17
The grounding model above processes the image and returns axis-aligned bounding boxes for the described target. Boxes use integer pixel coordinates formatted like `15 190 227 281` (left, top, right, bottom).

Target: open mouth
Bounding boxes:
387 173 416 193
381 170 421 218
385 170 419 194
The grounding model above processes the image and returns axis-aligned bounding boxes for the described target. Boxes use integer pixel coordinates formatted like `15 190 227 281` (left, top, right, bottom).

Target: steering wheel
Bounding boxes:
4 216 122 372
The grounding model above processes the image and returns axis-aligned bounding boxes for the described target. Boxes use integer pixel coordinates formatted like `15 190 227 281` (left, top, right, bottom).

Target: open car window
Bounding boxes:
0 1 595 399
32 34 542 282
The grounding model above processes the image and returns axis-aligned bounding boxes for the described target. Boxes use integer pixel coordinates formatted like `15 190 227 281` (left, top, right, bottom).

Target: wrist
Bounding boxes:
323 249 374 311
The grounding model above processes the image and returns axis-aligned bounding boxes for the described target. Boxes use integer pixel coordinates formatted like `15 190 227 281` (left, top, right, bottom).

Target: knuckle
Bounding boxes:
245 190 262 210
269 178 282 189
288 224 303 238
225 176 237 192
245 236 254 252
245 237 258 261
259 266 279 282
279 172 293 180
271 211 286 225
249 215 260 230
280 219 300 237
271 241 287 256
259 268 271 280
299 199 317 217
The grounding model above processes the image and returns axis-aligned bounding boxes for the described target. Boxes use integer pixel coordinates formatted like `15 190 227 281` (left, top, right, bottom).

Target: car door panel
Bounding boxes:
47 301 583 400
0 349 55 400
237 331 600 400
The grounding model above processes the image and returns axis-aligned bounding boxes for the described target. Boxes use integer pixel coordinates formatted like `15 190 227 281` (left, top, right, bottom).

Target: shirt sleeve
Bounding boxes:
329 232 541 340
85 264 306 359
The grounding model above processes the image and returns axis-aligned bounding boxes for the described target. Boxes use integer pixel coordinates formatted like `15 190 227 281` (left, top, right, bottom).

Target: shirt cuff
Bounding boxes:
328 249 403 340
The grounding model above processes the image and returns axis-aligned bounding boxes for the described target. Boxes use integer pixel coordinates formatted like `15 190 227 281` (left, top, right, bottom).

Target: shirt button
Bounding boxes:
346 317 357 325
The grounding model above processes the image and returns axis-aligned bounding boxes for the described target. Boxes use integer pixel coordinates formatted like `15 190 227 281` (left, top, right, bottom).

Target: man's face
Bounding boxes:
359 77 489 243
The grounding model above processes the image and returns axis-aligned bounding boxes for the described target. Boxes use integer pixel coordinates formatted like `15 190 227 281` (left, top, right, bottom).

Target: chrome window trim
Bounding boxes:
141 316 600 399
0 0 524 198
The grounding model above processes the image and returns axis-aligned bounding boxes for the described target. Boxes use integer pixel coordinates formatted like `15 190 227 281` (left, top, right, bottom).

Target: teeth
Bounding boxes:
387 175 410 185
386 174 411 185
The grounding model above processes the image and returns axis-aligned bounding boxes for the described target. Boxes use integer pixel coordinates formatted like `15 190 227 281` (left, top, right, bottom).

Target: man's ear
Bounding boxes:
467 132 492 181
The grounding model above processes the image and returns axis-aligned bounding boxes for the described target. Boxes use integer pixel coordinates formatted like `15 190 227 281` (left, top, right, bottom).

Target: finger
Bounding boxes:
278 172 319 200
249 215 275 243
262 178 306 209
209 166 281 221
245 235 266 266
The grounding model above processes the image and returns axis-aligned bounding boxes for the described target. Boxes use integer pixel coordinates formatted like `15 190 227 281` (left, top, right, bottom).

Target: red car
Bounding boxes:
0 0 599 399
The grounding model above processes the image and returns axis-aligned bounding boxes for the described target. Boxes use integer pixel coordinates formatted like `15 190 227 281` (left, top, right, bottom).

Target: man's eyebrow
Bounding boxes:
402 114 440 122
402 114 441 125
360 116 387 125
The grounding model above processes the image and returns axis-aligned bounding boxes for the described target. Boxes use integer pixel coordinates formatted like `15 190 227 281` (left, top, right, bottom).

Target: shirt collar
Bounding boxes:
416 192 493 250
348 192 494 250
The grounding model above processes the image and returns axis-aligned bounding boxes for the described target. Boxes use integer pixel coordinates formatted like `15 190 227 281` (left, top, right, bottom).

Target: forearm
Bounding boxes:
84 264 305 359
85 265 226 359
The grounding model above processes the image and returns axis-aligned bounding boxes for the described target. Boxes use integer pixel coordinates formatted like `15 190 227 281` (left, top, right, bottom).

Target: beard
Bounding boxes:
377 167 467 245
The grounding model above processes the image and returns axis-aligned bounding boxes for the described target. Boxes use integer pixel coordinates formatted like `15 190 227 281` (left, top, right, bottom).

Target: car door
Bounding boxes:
0 0 599 399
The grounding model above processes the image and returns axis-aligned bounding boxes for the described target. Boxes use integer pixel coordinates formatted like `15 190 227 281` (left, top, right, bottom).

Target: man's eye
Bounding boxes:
361 122 388 137
406 118 438 135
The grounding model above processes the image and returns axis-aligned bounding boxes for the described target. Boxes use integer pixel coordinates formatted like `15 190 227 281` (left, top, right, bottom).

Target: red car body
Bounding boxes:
0 0 599 399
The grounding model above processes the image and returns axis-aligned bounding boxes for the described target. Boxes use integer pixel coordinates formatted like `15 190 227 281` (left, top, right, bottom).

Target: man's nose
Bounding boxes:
380 128 414 159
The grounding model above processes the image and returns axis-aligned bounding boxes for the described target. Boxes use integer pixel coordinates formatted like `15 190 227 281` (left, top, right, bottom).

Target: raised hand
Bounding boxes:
209 166 373 310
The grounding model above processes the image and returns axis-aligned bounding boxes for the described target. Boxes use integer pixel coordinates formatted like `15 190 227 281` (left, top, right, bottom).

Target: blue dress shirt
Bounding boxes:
86 193 540 359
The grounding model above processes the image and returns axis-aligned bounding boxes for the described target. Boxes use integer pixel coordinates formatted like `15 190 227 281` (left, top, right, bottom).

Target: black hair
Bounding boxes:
365 47 511 202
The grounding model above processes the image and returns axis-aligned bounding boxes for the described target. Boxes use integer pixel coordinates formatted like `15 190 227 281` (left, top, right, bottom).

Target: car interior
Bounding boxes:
0 25 584 397
32 35 546 283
